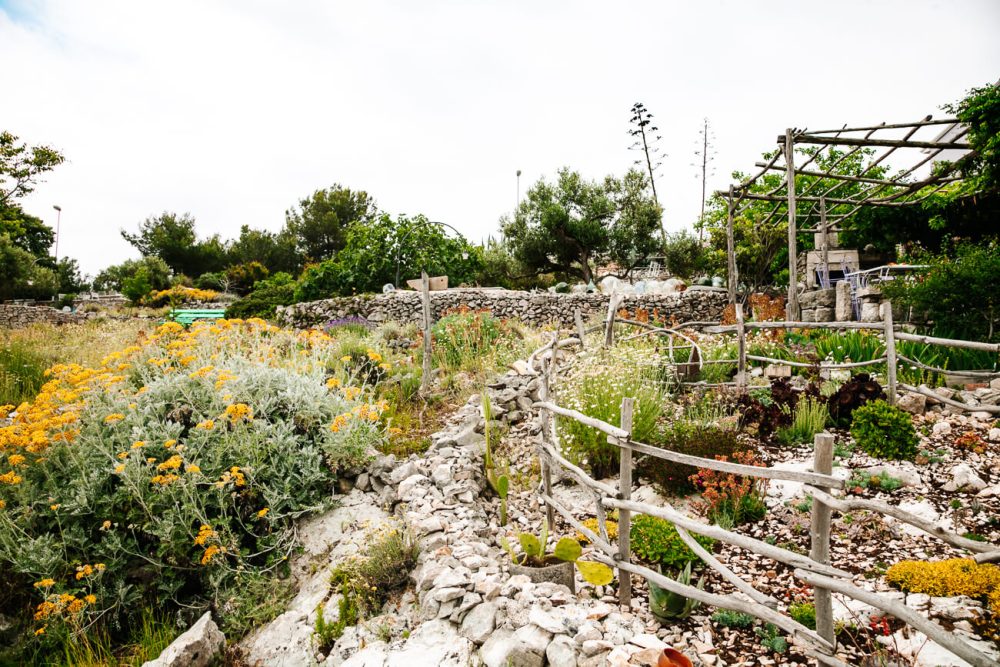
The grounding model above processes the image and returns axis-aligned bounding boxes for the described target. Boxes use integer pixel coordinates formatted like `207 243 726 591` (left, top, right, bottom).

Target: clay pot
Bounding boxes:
510 560 575 593
658 648 693 667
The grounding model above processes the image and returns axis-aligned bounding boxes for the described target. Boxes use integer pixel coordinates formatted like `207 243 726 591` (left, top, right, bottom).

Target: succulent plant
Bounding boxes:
647 562 704 621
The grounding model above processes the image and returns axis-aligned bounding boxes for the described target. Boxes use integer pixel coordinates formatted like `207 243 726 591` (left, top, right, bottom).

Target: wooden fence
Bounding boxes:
600 300 1000 415
526 322 1000 667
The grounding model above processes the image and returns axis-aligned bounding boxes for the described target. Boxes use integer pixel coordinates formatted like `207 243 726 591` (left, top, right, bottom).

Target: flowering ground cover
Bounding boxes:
0 318 399 661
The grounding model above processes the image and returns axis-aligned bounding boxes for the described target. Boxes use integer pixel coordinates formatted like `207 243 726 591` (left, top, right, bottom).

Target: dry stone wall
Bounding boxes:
0 304 86 328
278 287 729 328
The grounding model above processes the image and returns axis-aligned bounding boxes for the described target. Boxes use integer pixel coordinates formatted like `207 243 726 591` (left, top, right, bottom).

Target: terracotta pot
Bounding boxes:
509 560 575 593
658 648 693 667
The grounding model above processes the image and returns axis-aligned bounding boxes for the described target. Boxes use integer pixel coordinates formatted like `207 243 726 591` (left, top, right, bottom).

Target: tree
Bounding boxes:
55 257 89 294
628 103 666 245
92 257 171 293
121 212 227 277
500 168 661 283
295 214 480 300
662 230 714 280
0 234 58 300
227 225 301 275
284 185 376 262
0 131 65 206
0 203 55 258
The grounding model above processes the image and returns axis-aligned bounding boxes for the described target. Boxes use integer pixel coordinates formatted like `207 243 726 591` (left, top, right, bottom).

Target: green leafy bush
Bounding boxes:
225 273 297 320
640 422 742 494
882 242 1000 343
789 601 816 630
630 514 714 571
850 400 919 461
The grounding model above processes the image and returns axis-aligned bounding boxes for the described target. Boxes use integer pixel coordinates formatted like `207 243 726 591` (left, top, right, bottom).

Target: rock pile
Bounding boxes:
277 288 729 329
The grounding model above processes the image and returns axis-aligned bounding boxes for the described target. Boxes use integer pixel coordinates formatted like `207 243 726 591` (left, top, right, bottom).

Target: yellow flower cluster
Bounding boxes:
215 466 245 488
194 524 216 546
74 563 106 580
145 285 219 305
223 403 253 423
34 591 95 620
886 558 1000 612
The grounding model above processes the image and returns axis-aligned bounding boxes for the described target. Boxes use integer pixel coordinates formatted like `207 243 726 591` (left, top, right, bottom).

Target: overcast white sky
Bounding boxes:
3 0 999 276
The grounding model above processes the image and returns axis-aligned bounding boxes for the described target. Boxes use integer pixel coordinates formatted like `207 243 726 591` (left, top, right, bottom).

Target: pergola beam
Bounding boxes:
786 135 970 150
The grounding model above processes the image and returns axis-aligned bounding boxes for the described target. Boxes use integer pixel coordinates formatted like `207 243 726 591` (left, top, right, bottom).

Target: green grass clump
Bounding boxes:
850 400 919 461
776 397 828 446
0 340 50 406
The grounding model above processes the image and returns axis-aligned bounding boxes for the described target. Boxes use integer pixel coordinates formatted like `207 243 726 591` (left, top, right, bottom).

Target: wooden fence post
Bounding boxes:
785 129 800 321
420 271 432 396
604 294 621 347
736 303 747 387
575 309 587 349
618 397 635 608
726 184 738 305
882 301 897 406
811 432 836 648
538 352 556 530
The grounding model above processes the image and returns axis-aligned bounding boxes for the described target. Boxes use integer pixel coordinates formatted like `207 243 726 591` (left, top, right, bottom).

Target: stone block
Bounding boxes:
813 307 834 322
799 288 835 308
835 281 853 321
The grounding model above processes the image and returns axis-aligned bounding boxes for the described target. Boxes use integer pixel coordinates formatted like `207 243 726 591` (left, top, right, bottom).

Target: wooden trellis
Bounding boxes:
715 115 974 317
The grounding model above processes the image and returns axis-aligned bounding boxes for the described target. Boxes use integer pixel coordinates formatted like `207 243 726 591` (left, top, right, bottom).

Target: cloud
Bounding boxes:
3 0 999 276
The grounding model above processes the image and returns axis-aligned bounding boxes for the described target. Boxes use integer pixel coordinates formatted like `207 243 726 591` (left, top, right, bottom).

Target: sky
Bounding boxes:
2 0 999 276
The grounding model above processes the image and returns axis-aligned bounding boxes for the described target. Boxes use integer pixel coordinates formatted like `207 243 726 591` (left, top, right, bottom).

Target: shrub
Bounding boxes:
0 320 387 656
322 525 418 644
690 451 769 528
847 470 904 493
711 609 755 629
629 514 715 571
430 308 521 373
829 374 885 426
557 345 666 478
640 423 743 495
881 242 1000 343
776 397 828 446
886 558 1000 643
143 285 219 307
225 261 269 294
789 602 816 630
850 400 919 461
738 378 820 438
225 280 297 320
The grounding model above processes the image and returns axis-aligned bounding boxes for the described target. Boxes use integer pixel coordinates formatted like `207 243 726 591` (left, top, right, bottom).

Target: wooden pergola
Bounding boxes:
716 116 974 318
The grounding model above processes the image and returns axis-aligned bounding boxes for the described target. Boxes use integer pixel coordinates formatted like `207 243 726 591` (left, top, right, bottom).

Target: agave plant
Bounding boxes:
648 562 705 622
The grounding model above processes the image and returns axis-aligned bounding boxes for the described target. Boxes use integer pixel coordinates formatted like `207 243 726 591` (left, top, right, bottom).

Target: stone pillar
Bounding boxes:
858 287 883 323
835 281 853 322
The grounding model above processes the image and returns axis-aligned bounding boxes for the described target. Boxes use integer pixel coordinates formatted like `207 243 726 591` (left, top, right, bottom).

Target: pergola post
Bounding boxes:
726 185 738 305
785 129 799 320
820 196 829 287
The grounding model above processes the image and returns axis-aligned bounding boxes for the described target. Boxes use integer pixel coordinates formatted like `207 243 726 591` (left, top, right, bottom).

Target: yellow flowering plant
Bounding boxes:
0 319 392 655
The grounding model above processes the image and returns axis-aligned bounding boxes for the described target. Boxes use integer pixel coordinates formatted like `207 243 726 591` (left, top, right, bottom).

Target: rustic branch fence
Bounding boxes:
526 311 1000 666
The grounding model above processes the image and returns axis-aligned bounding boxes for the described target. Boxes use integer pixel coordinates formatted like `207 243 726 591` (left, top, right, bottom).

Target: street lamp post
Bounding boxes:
52 205 62 263
394 219 469 289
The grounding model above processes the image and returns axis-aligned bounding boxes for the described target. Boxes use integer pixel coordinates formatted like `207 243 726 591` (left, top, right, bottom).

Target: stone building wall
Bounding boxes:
277 287 729 328
0 304 86 328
